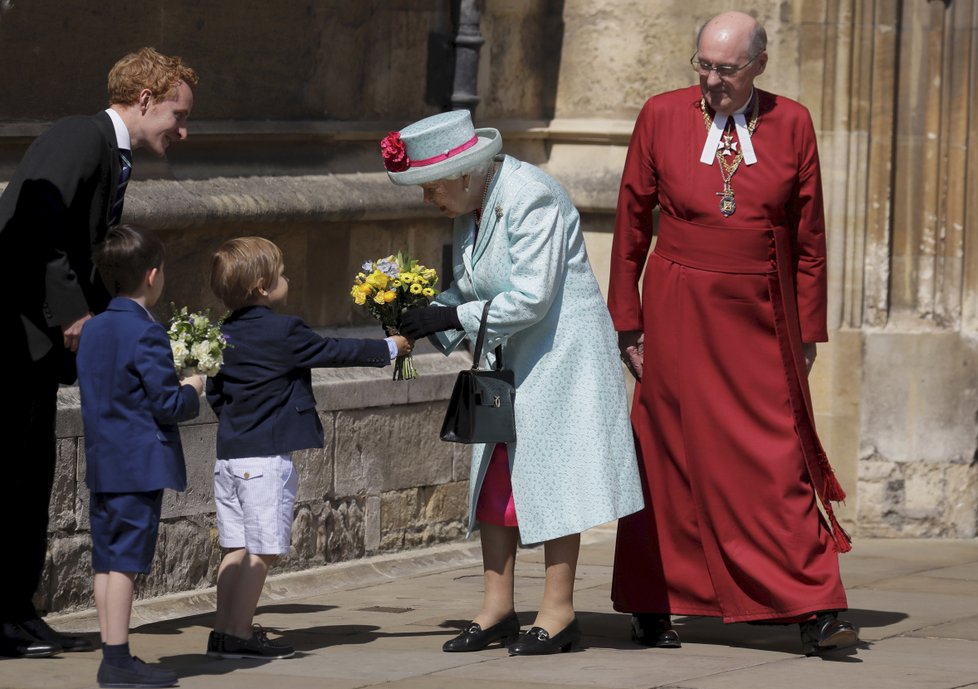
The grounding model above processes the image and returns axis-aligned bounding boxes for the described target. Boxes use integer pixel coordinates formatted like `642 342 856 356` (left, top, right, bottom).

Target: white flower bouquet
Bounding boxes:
167 305 229 377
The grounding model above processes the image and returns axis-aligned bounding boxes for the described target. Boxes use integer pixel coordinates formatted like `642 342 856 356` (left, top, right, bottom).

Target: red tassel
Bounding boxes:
822 469 847 503
829 513 852 553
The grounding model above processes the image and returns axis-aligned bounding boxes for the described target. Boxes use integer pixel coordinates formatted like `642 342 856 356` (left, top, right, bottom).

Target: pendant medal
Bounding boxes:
718 134 738 157
717 191 736 217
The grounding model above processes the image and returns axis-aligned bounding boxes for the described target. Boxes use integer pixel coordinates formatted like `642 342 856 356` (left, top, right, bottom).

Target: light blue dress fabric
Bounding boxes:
432 155 644 544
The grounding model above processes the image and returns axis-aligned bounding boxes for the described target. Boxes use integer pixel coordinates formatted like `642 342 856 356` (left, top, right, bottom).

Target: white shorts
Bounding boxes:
214 455 298 555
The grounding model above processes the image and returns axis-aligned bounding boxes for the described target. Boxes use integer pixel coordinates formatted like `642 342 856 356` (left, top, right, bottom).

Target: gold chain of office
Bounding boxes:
700 96 759 217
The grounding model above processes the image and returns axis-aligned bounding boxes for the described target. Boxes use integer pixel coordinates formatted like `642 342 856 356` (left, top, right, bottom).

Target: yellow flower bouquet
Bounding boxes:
351 252 438 380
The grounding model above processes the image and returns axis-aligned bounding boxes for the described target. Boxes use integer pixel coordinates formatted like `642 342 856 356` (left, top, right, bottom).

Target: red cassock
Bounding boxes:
608 85 851 623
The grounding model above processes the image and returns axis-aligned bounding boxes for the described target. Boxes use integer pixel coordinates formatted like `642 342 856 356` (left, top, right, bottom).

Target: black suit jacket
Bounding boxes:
0 111 120 378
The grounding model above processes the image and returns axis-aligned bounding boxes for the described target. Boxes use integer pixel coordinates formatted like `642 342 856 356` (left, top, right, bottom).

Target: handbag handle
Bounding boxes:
470 299 504 371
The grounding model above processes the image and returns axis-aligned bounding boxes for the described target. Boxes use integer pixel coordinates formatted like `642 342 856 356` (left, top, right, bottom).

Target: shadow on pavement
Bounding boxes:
575 608 904 661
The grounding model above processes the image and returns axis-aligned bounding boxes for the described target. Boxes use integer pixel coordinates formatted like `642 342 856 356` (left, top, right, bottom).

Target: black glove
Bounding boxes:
399 306 462 340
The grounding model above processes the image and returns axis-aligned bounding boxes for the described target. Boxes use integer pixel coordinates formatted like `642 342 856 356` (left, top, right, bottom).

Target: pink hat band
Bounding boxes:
409 135 478 168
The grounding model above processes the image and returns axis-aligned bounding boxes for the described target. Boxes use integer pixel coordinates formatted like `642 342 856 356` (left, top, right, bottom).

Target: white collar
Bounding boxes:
104 108 132 151
699 90 757 166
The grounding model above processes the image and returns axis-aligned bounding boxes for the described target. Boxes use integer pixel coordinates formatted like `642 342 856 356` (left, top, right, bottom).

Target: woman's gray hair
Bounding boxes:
442 158 492 182
694 19 767 60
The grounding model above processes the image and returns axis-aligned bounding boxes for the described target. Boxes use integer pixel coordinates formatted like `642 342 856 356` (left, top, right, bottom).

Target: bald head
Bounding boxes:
696 11 766 59
693 11 768 116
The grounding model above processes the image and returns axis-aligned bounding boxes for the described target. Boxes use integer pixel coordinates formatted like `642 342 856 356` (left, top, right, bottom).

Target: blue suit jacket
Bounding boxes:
77 297 200 493
206 306 390 459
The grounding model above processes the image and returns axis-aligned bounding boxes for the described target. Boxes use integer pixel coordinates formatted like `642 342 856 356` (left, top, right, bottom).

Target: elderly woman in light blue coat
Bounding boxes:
382 110 643 656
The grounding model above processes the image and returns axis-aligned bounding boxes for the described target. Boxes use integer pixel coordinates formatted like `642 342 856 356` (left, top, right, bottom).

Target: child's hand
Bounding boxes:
181 373 206 394
391 335 412 356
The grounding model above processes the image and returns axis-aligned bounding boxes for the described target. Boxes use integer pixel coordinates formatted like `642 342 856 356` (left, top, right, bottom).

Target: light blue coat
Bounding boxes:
433 155 644 544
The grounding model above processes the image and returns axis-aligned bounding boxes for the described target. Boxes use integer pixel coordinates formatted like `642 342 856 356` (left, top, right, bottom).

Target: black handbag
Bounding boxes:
439 300 516 444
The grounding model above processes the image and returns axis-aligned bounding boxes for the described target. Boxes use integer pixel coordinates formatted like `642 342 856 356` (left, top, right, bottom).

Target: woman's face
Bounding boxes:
420 177 474 218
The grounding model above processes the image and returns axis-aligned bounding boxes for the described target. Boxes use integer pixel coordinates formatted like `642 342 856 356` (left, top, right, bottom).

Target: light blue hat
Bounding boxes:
381 110 502 186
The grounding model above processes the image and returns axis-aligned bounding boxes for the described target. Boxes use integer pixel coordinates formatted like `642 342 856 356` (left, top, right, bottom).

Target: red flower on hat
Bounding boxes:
380 131 410 173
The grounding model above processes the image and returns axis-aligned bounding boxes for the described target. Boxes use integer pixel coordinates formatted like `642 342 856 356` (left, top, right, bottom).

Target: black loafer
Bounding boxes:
800 612 859 655
443 612 520 652
18 616 94 652
97 656 178 688
631 613 681 648
508 617 580 655
206 630 224 657
0 622 60 658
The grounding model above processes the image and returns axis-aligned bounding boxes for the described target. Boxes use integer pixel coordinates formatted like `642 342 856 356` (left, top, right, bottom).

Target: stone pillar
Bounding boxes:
450 0 484 112
851 0 978 537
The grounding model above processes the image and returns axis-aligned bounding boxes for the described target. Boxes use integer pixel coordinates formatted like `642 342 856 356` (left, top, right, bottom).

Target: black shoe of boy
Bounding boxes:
97 656 178 688
216 625 294 659
205 631 223 657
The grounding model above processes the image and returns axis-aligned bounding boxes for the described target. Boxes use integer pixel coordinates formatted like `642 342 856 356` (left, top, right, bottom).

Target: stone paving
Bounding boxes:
2 525 977 689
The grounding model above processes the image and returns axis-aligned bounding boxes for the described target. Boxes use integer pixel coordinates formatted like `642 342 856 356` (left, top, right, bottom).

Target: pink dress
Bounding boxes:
475 443 518 527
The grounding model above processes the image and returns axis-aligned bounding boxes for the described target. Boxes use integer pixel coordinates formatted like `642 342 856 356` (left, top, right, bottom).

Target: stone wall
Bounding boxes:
37 353 471 615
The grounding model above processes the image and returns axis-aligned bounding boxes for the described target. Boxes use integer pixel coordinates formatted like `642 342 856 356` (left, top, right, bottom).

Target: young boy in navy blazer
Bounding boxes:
205 236 410 659
77 225 205 688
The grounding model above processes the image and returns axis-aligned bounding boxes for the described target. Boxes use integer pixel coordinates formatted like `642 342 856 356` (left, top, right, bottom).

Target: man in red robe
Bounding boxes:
608 10 859 656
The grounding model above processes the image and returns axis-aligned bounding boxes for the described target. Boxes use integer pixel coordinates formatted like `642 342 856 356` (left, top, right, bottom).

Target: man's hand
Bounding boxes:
618 330 644 381
62 313 92 352
803 342 817 374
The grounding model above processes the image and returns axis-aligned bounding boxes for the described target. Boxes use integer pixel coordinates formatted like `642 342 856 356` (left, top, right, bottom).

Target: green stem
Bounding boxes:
393 354 417 380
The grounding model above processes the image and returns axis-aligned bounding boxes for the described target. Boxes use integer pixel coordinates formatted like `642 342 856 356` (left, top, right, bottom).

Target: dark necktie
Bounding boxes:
109 148 132 226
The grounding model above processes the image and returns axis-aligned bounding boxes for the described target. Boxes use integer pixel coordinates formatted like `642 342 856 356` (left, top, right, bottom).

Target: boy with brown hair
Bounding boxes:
205 236 410 659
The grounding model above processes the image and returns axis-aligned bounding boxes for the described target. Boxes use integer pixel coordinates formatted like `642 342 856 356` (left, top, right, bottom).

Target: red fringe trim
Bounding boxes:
830 516 852 554
822 468 846 503
823 500 853 553
820 451 851 553
815 448 846 503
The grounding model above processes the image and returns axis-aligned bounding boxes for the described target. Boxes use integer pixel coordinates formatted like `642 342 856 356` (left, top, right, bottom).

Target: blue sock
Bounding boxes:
102 642 132 667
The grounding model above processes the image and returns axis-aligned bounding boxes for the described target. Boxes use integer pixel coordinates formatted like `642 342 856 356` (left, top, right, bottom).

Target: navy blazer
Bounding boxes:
0 112 121 377
77 298 200 493
206 306 390 459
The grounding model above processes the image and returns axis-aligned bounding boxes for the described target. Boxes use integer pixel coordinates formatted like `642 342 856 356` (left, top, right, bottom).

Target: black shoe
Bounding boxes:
442 612 520 652
18 616 94 652
508 618 581 655
631 613 681 648
0 622 61 658
216 625 294 659
97 656 178 688
799 612 860 655
205 631 223 657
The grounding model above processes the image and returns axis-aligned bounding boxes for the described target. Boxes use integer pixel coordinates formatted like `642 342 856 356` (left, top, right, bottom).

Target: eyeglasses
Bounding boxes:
690 53 757 78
